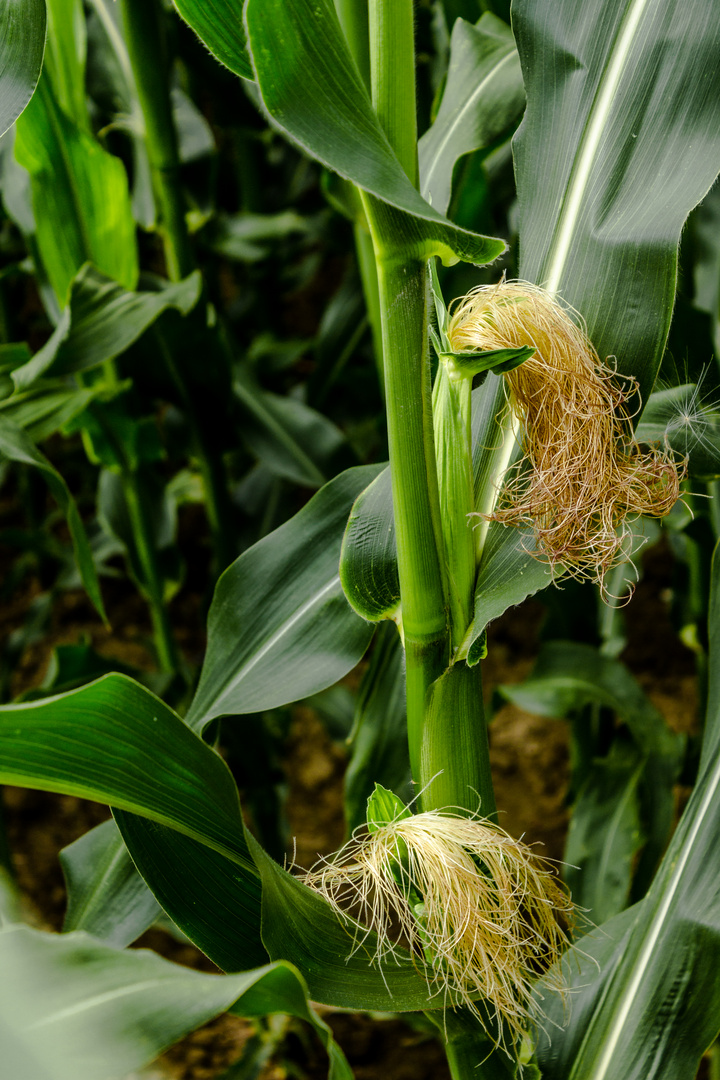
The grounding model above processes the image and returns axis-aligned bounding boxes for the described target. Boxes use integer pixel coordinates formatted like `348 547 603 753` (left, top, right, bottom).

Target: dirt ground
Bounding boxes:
1 537 701 1079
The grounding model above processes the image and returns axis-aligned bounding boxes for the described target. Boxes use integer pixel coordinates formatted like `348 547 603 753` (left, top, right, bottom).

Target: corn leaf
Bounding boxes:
14 72 138 304
60 819 160 947
12 264 201 390
513 0 720 405
172 0 253 82
339 465 400 623
244 0 505 268
186 465 379 731
419 13 525 216
0 925 351 1080
0 0 46 138
536 543 720 1079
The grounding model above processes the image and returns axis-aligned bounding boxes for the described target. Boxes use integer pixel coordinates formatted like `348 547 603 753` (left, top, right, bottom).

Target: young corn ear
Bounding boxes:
302 807 574 1052
447 281 684 595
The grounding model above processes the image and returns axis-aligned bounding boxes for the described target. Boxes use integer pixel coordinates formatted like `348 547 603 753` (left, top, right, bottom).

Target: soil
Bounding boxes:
0 536 702 1079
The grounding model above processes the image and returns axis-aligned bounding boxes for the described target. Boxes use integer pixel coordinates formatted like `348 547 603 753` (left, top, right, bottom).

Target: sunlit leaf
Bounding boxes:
0 0 46 138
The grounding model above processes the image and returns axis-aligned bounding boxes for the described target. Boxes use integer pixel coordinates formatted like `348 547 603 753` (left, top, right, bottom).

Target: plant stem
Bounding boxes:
119 0 194 281
362 196 448 783
354 223 385 391
120 469 178 673
368 0 418 184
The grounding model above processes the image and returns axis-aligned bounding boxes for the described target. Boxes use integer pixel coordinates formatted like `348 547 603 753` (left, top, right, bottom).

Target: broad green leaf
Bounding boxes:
0 674 256 873
13 264 201 390
172 0 253 82
60 819 160 947
0 925 351 1080
234 369 349 489
339 465 400 622
0 412 106 620
114 812 269 972
513 0 720 405
344 623 409 834
44 0 86 129
419 14 525 216
563 742 644 927
0 0 46 138
244 0 505 268
539 736 720 1079
15 72 138 304
186 466 379 731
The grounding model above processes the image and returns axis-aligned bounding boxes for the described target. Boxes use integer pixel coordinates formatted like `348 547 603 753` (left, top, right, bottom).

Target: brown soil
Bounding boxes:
0 536 701 1078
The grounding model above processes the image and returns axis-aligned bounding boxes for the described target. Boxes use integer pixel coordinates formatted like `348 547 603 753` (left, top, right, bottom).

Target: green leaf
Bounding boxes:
513 0 720 405
0 0 46 138
44 0 87 129
0 925 351 1080
244 0 505 268
441 346 534 378
60 819 160 947
172 0 253 82
563 742 644 927
366 782 412 832
465 522 554 665
233 368 349 489
339 465 400 623
539 735 720 1079
0 382 101 443
419 14 525 216
14 72 138 304
187 465 379 732
0 412 106 621
0 674 255 873
344 623 409 834
13 264 202 390
114 812 268 972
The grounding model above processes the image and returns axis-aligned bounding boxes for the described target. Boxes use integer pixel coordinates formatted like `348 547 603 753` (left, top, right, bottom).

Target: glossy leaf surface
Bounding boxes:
0 0 46 138
172 0 252 81
535 549 720 1078
339 465 400 622
15 73 138 303
419 14 524 216
60 819 160 947
187 466 379 731
244 0 505 267
0 925 351 1080
0 674 253 870
513 0 720 405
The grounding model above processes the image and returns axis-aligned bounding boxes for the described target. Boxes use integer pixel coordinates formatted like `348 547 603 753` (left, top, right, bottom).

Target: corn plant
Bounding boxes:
2 0 720 1078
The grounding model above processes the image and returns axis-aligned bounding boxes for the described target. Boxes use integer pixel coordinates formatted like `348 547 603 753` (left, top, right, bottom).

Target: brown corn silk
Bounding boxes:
447 281 683 593
302 811 573 1051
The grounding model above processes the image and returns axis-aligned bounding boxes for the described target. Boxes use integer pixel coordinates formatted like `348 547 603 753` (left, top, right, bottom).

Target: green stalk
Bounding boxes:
119 0 194 281
368 0 418 184
362 1 448 784
354 222 385 391
121 470 178 673
362 197 448 783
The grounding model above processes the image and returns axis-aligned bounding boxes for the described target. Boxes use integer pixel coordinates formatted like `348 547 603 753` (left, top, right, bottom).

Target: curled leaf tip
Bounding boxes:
447 280 685 598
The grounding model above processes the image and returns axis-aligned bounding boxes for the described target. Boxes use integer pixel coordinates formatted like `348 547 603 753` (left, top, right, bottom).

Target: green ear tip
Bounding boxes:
366 783 412 832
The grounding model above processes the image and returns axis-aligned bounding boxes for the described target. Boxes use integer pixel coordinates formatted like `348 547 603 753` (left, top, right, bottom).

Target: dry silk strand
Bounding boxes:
447 281 684 594
302 810 573 1051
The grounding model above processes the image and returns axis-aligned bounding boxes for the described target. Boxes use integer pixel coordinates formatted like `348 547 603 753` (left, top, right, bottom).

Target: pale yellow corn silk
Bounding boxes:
447 281 684 594
301 810 574 1052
